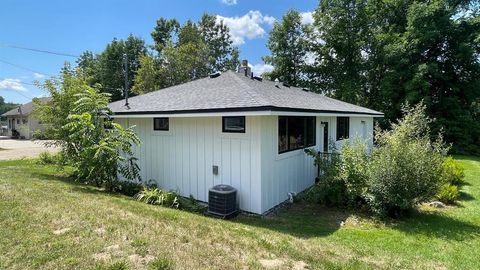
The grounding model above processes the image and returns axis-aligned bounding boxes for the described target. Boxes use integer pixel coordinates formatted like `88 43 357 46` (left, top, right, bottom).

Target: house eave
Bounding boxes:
111 106 384 118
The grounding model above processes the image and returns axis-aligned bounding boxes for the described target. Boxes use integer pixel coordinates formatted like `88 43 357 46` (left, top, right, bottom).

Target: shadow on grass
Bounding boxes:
235 202 480 241
27 163 480 242
235 203 348 238
459 191 475 201
390 211 480 241
29 170 128 199
453 155 480 162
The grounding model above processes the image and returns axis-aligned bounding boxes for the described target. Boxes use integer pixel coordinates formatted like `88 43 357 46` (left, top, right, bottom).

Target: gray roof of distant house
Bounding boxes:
109 71 383 116
1 97 52 117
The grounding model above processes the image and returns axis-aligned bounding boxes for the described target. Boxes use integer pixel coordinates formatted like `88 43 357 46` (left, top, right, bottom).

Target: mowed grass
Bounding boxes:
0 157 479 270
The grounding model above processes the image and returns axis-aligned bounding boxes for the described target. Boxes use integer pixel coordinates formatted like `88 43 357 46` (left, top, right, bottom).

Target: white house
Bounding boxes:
1 97 50 139
109 64 383 214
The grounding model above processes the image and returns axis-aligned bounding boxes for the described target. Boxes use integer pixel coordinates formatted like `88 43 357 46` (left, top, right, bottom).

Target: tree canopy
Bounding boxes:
75 13 239 98
0 96 18 118
132 13 239 94
265 0 480 154
263 10 309 87
76 35 148 101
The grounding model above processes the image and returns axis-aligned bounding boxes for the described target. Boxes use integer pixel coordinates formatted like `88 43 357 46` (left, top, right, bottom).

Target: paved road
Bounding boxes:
0 138 59 160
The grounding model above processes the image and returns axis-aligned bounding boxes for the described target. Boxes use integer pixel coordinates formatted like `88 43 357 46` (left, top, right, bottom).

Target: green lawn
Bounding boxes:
0 157 479 270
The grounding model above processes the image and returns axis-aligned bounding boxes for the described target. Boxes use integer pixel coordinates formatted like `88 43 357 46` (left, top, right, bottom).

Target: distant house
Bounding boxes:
1 97 51 139
109 61 383 214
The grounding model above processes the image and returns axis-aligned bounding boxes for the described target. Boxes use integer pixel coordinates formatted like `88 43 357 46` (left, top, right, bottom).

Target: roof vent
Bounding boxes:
282 82 290 88
302 87 309 92
253 76 263 82
275 78 280 88
209 72 221 78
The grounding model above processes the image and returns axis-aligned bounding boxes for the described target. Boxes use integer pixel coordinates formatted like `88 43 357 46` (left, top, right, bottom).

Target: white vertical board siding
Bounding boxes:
117 115 375 215
259 116 320 214
349 117 374 149
334 116 374 150
117 116 263 214
258 115 375 213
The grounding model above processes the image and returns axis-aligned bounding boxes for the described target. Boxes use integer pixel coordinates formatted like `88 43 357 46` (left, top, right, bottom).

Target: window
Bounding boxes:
321 122 329 152
154 118 169 131
22 118 28 124
336 117 349 141
278 116 316 153
16 119 20 124
222 116 245 133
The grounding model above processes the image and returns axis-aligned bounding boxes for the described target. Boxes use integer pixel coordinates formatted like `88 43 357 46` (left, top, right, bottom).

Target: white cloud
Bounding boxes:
33 72 45 79
216 10 276 45
249 63 274 76
300 12 314 25
221 0 237 5
0 78 27 92
262 15 276 26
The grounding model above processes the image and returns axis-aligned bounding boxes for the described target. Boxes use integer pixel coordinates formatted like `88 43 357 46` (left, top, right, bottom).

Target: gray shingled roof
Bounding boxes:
109 71 383 116
1 97 52 117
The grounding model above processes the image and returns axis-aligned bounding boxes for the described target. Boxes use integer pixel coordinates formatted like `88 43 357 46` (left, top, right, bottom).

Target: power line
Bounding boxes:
0 43 79 58
0 58 54 77
0 42 141 65
0 89 32 99
10 90 32 100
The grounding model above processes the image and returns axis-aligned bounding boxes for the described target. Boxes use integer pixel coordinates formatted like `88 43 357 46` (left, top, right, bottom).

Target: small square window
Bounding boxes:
222 116 245 133
154 118 169 131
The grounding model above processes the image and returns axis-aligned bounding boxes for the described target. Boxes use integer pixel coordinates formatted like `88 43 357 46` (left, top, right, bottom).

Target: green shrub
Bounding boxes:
366 103 448 217
40 84 142 191
441 157 465 186
32 130 49 140
304 149 346 206
338 139 369 206
300 178 347 207
436 184 460 204
305 139 369 207
99 261 129 270
134 187 179 208
112 181 144 197
178 195 207 212
38 151 57 165
305 103 450 218
149 257 175 270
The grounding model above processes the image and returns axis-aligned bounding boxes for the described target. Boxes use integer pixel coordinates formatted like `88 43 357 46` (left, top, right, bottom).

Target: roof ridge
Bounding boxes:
228 72 270 106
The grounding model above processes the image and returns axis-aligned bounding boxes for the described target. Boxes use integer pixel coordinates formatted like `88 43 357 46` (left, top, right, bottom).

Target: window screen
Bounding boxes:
222 116 245 133
154 118 169 131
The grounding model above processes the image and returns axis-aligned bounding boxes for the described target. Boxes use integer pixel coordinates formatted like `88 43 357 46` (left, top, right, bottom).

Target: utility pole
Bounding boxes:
122 53 129 107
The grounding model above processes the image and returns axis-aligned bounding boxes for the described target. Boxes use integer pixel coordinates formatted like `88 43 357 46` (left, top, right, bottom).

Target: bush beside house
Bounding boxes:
34 71 142 191
305 103 465 217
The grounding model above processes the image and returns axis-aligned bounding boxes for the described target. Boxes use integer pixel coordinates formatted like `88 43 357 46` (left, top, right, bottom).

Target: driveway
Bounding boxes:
0 138 59 160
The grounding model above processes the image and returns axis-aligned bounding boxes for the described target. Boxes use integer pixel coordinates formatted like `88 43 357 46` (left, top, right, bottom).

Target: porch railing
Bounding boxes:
316 151 340 178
